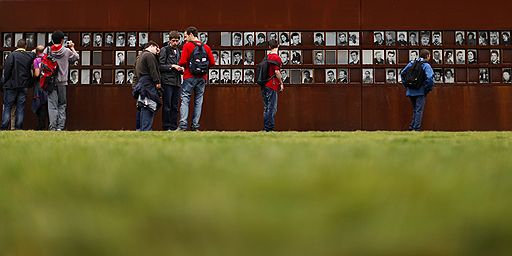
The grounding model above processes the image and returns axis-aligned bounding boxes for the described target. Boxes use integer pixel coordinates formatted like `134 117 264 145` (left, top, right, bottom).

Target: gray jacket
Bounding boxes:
47 46 79 85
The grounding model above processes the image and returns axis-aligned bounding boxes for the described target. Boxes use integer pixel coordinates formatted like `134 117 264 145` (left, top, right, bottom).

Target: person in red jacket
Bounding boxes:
262 39 284 132
177 26 215 131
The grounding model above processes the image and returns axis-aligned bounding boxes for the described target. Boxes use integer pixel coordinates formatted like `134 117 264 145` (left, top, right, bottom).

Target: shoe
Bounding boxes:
174 127 186 131
191 127 200 132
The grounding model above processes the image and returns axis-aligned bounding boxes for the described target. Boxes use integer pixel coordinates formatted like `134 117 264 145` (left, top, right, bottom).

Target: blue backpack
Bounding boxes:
189 42 209 76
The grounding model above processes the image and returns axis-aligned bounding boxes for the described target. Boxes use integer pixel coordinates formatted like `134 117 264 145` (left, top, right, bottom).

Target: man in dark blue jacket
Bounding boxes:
1 39 36 130
400 49 434 131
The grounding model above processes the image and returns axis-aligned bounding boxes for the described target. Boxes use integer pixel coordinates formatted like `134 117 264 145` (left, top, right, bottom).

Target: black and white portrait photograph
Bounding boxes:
267 32 278 42
455 49 465 64
291 50 302 65
116 32 126 47
14 33 23 46
313 50 325 65
162 32 170 45
220 50 231 65
337 32 348 46
232 32 243 46
349 32 359 46
47 33 53 44
337 69 349 84
127 70 135 84
409 50 419 62
115 51 125 66
479 31 489 46
349 50 360 64
280 69 290 84
232 51 243 65
25 33 35 48
314 32 325 46
502 31 510 46
373 50 385 65
467 49 477 64
244 50 255 65
397 31 407 46
386 69 397 84
479 68 489 83
115 69 125 85
81 33 91 47
105 33 114 47
432 50 443 64
37 33 46 46
444 68 455 83
386 50 397 65
199 32 208 44
279 32 290 46
374 31 384 46
302 69 314 84
241 32 253 46
455 31 465 46
81 51 91 66
279 50 290 65
179 32 185 46
290 32 301 46
490 49 500 64
420 31 430 46
63 34 69 47
127 32 137 47
256 32 266 46
220 69 231 84
232 69 243 84
220 32 231 46
385 31 396 46
67 69 78 85
432 31 442 46
337 50 348 64
503 68 512 83
467 31 477 45
433 68 443 83
92 69 102 84
212 51 220 65
444 50 454 64
2 51 10 62
490 31 500 46
409 31 419 46
139 32 148 47
81 69 91 85
93 33 103 47
362 69 374 84
208 69 220 84
325 32 336 46
363 50 373 65
325 50 336 65
3 33 12 47
244 69 255 83
325 69 337 84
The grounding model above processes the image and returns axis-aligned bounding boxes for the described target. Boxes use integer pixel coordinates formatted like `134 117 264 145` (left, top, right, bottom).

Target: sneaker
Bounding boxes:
174 127 186 131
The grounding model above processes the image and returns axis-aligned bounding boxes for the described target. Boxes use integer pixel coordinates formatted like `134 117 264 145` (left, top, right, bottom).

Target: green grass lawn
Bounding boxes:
1 131 512 256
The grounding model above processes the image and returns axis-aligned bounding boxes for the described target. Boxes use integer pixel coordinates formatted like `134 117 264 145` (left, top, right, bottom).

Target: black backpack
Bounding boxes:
256 55 279 86
403 60 426 89
189 42 209 76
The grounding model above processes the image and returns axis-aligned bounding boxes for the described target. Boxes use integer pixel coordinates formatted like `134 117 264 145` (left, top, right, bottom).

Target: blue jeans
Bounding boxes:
261 86 278 131
139 107 154 131
409 95 426 131
1 88 27 130
162 85 181 130
179 77 206 130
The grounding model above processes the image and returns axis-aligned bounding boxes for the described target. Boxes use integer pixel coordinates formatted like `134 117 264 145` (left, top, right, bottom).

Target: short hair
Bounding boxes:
268 39 279 49
169 31 180 40
234 33 242 38
388 51 395 55
245 34 252 40
117 52 123 56
245 70 254 76
234 70 241 74
51 30 65 44
257 33 265 39
211 70 218 74
223 70 230 74
93 71 100 75
16 39 26 48
145 40 159 48
5 34 12 40
456 32 463 37
375 32 383 37
233 52 241 56
117 71 124 75
71 70 78 74
351 51 359 56
185 26 198 37
420 49 430 59
327 70 334 75
315 33 323 37
280 51 289 57
291 32 299 38
491 50 499 55
387 70 395 74
35 45 45 54
433 31 441 36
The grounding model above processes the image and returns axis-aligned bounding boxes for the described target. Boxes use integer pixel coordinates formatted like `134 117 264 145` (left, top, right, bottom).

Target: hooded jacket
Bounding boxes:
46 45 79 85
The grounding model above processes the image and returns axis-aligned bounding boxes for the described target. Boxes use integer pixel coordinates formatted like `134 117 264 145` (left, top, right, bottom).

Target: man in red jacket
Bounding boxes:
177 26 215 131
262 39 284 132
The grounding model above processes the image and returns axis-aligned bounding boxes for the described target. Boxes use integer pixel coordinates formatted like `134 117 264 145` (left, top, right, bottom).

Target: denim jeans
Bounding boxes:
162 84 181 130
261 86 278 131
179 77 206 130
1 88 27 130
139 107 154 131
47 84 67 131
409 95 426 131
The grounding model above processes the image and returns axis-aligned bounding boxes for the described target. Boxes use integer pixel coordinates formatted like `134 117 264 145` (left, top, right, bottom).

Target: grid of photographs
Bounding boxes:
1 31 512 85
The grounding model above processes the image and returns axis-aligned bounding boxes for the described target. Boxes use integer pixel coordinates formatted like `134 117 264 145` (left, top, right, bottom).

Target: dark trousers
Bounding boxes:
162 85 181 130
408 95 426 131
261 86 278 131
1 88 27 130
139 107 154 131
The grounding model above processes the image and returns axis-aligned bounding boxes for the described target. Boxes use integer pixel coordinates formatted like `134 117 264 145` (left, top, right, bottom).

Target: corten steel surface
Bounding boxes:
1 0 512 131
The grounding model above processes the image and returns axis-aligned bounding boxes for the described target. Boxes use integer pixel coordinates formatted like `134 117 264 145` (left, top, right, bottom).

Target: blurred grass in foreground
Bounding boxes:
1 131 512 256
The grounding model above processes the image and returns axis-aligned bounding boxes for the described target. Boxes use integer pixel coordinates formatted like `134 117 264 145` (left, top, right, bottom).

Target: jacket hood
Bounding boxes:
50 44 66 58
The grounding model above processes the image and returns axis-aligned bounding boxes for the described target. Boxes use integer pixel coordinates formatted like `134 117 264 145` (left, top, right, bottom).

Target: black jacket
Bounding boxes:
2 49 36 89
159 45 182 86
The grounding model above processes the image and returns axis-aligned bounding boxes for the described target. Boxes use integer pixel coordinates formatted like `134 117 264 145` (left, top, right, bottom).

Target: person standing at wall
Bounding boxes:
1 39 36 130
159 31 184 131
177 26 215 131
32 45 48 130
261 39 283 132
400 49 434 131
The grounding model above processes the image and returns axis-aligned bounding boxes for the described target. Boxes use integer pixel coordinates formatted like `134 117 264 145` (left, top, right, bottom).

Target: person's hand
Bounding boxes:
156 83 161 89
279 83 284 92
67 41 75 49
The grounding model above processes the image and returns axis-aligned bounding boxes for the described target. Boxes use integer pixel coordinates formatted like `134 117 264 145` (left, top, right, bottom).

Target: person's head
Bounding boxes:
116 71 124 81
456 32 463 41
128 71 134 79
200 33 208 43
117 52 124 60
315 51 323 60
233 33 242 44
385 32 393 41
269 32 277 41
433 32 441 42
268 39 279 50
257 33 265 44
503 32 510 41
222 70 230 79
51 30 65 45
304 70 311 77
387 70 395 79
212 51 219 61
445 51 453 59
456 51 464 60
233 51 242 62
420 49 430 60
315 33 324 41
375 51 383 59
339 70 347 77
398 33 405 40
411 51 418 59
128 34 136 45
490 32 499 44
291 33 300 45
246 33 253 43
169 31 180 47
280 69 288 78
338 33 346 42
144 41 160 55
364 70 371 77
350 51 358 60
503 70 511 81
445 69 453 77
93 71 101 79
210 70 219 79
280 51 289 63
185 26 198 41
434 71 441 80
222 51 230 59
35 45 45 55
280 33 289 43
71 70 78 80
375 32 383 42
83 34 90 44
387 51 395 59
468 51 475 60
327 70 334 80
234 70 241 80
468 32 475 40
244 51 254 61
117 34 124 44
491 50 499 61
4 34 12 45
410 32 417 41
106 33 113 43
16 39 27 49
95 34 102 42
245 70 254 80
434 50 441 59
420 33 430 45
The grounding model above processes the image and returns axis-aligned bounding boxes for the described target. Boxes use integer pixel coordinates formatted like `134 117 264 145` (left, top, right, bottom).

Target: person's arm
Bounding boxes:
67 41 79 62
33 59 41 77
178 43 190 67
206 45 216 67
158 47 173 73
145 54 161 85
400 62 413 88
2 54 14 83
274 69 284 92
423 63 434 92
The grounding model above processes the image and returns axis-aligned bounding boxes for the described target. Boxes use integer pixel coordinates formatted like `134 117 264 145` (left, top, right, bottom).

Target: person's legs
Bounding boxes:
162 84 172 130
47 89 59 131
411 95 426 131
178 79 193 130
139 107 154 131
1 89 17 130
169 86 181 130
14 88 28 129
56 85 67 130
135 107 141 131
191 78 206 130
261 86 277 132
